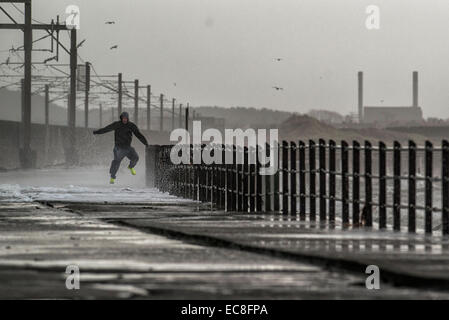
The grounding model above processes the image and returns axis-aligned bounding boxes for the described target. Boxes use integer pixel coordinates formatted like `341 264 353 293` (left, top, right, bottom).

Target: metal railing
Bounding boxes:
146 139 449 236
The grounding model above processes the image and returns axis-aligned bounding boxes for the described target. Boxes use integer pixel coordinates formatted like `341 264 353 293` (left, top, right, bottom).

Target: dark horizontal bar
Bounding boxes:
0 23 70 30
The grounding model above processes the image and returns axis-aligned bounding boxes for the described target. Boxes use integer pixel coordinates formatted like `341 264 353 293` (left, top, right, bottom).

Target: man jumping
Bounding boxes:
93 111 149 184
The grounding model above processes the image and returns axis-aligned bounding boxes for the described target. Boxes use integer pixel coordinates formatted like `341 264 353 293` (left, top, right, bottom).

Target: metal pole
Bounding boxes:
282 141 288 214
309 140 316 221
393 141 401 231
44 84 49 126
352 141 360 225
68 27 77 165
21 0 32 168
442 140 449 235
329 140 336 223
185 104 189 131
172 98 175 130
146 85 151 131
408 140 416 233
341 141 349 225
185 104 189 146
118 73 122 115
160 94 164 132
256 144 262 212
379 141 387 229
358 71 363 123
365 140 372 227
319 139 326 221
290 141 297 215
134 79 139 125
425 141 433 234
265 143 272 212
84 62 90 128
299 140 306 220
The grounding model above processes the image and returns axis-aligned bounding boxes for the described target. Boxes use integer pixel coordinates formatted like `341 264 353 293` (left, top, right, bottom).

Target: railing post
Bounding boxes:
118 73 123 115
352 141 360 226
290 141 297 215
329 140 336 223
199 144 206 202
425 141 433 234
379 141 387 229
273 143 280 212
211 146 217 206
232 145 237 211
299 141 306 220
319 139 326 221
134 79 139 126
393 141 401 231
365 141 372 227
341 141 349 225
282 141 289 214
236 146 243 211
309 140 316 221
442 140 449 235
146 85 151 131
221 144 226 209
191 144 197 200
265 143 272 212
256 145 263 212
226 145 232 211
184 147 190 199
249 146 256 212
243 146 249 212
159 94 164 132
408 140 416 233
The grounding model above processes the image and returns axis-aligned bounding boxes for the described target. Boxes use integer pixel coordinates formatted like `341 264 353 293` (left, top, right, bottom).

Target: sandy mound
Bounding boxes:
279 115 428 144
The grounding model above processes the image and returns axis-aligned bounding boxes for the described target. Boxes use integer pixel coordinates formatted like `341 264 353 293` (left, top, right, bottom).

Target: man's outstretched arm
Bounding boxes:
131 124 149 146
93 121 119 135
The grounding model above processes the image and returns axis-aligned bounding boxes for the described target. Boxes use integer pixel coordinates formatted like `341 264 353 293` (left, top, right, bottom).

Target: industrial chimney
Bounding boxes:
358 71 363 123
412 71 418 107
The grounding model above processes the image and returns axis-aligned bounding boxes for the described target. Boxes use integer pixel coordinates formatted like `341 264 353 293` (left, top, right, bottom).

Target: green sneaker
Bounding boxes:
129 167 136 175
109 178 115 184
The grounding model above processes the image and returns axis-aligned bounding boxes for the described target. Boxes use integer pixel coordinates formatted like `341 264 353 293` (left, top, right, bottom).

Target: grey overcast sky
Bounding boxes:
2 0 449 118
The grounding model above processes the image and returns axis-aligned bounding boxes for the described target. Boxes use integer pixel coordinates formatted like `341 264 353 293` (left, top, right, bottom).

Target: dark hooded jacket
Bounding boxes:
93 112 148 147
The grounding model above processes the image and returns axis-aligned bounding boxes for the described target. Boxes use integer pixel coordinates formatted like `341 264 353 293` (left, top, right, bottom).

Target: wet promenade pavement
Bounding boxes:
1 167 449 299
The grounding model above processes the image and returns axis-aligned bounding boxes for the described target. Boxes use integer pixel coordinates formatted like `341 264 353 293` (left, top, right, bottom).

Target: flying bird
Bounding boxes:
105 21 115 24
272 86 283 91
110 45 118 50
274 58 283 62
173 82 177 87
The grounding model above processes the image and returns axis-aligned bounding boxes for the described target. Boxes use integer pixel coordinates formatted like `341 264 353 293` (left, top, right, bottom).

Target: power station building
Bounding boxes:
358 71 424 127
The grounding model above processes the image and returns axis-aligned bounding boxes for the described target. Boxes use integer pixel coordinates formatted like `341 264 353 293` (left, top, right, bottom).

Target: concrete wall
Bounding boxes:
0 119 171 170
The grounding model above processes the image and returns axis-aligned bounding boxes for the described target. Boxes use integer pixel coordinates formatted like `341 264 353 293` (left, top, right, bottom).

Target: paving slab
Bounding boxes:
55 202 449 289
2 202 449 299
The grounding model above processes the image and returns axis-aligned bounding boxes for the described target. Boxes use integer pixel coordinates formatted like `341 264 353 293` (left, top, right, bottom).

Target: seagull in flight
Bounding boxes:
272 86 284 91
110 45 118 50
274 58 283 62
105 21 115 24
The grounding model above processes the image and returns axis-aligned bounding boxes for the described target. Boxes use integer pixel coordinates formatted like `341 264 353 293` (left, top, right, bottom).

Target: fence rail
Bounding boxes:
146 139 449 236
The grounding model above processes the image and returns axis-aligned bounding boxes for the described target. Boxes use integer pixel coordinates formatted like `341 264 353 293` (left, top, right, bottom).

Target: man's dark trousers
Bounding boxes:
110 146 139 179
